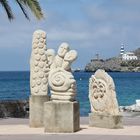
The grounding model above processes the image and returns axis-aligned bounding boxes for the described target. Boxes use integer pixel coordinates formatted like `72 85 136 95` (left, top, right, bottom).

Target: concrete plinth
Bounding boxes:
29 95 49 127
44 101 80 133
89 113 123 129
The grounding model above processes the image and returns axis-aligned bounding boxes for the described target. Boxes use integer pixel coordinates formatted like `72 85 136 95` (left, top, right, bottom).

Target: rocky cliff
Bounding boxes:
85 48 140 72
134 48 140 58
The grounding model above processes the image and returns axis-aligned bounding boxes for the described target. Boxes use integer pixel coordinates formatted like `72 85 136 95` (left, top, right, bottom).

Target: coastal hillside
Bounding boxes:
85 48 140 72
134 48 140 58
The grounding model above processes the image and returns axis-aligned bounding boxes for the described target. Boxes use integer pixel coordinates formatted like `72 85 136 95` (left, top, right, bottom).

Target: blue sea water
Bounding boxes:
0 71 140 116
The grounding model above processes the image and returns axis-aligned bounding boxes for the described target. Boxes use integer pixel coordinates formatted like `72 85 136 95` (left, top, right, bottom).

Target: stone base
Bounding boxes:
44 101 80 133
29 95 49 127
89 113 123 129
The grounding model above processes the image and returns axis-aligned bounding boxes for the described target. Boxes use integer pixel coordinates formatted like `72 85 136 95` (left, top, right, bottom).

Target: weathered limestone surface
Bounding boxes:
44 101 80 133
89 113 123 129
30 30 49 96
30 30 50 127
29 95 49 127
44 43 80 133
48 43 77 102
30 30 80 132
89 69 123 128
45 49 55 68
89 69 120 115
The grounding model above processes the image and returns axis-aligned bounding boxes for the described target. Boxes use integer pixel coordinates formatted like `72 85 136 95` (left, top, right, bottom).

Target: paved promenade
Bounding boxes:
0 116 140 140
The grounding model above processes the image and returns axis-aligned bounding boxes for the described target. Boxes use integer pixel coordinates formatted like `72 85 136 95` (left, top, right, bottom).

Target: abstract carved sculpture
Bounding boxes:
89 69 119 115
48 43 77 101
44 43 79 133
30 30 80 132
30 30 49 96
30 30 50 127
88 69 123 128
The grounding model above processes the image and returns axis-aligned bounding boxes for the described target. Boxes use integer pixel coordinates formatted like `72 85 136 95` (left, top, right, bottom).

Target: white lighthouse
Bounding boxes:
120 44 138 61
120 44 125 56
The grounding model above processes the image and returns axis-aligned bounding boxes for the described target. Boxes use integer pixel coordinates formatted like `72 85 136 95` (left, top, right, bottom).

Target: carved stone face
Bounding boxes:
90 77 107 112
64 50 77 62
57 43 69 57
45 49 55 65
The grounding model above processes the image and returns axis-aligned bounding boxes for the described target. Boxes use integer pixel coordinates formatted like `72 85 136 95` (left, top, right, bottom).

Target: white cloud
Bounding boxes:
48 29 89 41
0 0 140 70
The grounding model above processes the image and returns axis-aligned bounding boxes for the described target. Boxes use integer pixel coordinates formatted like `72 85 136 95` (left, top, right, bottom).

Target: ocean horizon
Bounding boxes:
0 71 140 116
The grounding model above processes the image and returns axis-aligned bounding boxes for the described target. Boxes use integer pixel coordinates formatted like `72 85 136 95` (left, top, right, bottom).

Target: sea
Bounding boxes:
0 71 140 116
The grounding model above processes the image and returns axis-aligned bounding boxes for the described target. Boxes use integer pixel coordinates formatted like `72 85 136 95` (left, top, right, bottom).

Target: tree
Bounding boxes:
0 0 44 21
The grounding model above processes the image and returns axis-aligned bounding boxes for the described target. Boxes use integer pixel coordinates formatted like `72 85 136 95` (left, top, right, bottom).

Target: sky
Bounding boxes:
0 0 140 71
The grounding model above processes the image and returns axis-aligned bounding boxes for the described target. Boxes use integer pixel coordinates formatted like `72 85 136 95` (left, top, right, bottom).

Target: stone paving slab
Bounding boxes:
0 135 140 140
0 124 140 136
0 117 140 135
0 117 140 140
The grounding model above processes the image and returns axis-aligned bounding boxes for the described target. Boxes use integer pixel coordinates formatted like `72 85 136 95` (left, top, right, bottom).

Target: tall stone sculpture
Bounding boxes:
89 69 123 128
30 30 49 127
48 43 77 101
44 43 80 133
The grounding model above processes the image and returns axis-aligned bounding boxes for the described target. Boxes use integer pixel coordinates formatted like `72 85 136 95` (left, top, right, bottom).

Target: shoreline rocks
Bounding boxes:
0 100 140 118
120 100 140 112
0 100 29 118
120 105 140 112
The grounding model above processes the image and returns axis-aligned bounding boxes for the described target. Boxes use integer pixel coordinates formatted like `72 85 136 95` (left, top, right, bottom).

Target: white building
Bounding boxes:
120 44 138 61
122 52 138 61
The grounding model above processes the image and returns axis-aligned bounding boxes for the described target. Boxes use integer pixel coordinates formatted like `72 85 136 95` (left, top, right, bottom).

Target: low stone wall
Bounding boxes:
0 100 29 118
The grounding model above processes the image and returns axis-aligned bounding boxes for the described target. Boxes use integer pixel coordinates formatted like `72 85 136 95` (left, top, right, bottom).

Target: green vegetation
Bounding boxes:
0 0 44 21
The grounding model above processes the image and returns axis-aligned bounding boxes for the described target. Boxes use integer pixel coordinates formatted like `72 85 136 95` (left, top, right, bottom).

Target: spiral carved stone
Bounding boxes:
52 75 65 86
30 30 49 95
48 68 76 101
89 69 119 115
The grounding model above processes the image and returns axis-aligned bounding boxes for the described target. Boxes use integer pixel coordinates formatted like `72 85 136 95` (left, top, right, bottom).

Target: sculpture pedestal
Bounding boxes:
89 113 123 129
44 101 80 133
29 95 49 127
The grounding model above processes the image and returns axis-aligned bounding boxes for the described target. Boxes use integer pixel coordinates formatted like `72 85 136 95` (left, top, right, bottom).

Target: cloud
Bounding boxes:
84 0 140 24
48 29 89 41
0 0 140 70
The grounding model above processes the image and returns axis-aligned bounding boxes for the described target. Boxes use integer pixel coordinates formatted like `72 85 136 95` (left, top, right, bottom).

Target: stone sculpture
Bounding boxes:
30 30 79 132
30 30 49 127
44 43 80 133
50 42 69 69
89 69 119 115
30 30 49 96
45 49 55 68
89 69 123 128
48 43 77 101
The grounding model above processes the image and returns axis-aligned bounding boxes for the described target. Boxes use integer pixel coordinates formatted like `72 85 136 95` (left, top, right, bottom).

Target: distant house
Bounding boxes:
120 44 138 61
122 52 138 61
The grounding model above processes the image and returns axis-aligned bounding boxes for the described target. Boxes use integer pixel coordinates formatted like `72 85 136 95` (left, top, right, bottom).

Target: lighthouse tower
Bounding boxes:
120 44 125 56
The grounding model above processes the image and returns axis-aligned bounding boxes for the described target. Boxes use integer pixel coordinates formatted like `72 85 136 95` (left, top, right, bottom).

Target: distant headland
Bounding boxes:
85 47 140 72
